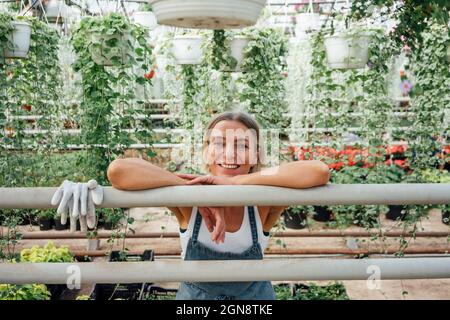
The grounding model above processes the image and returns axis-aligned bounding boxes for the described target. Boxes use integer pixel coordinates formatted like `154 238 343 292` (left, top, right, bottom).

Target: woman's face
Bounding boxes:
206 120 258 177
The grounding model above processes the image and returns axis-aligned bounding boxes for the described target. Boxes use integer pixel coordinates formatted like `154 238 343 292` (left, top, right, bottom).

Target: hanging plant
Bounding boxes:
239 27 289 130
171 35 204 65
71 13 155 183
0 13 31 59
350 0 450 51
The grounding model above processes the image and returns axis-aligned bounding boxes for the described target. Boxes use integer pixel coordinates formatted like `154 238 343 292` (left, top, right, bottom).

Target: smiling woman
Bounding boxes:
106 110 330 300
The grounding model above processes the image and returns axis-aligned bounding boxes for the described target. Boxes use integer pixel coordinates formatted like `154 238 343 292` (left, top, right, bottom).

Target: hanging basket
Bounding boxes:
324 33 372 69
131 11 158 30
171 35 203 65
222 36 250 72
149 0 266 29
44 0 68 23
294 12 323 36
88 32 135 66
3 21 32 59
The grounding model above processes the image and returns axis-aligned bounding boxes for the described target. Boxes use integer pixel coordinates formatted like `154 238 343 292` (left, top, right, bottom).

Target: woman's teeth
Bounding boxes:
219 164 240 169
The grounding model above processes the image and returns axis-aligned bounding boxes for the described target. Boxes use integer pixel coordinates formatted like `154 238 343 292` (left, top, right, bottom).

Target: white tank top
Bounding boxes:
179 206 270 259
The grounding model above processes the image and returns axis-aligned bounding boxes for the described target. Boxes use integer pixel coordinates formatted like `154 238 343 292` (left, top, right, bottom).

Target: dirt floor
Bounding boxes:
7 207 450 300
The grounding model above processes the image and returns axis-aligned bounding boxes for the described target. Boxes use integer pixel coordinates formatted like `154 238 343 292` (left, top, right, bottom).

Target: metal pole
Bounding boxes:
1 258 449 284
67 247 450 257
10 230 450 239
1 184 450 209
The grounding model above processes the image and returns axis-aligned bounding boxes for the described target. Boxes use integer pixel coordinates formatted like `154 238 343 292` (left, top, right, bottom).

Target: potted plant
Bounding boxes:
20 242 74 300
73 13 135 66
102 208 125 230
283 205 311 229
43 0 68 23
312 205 334 222
0 13 32 59
132 3 158 30
149 0 266 29
91 250 154 300
420 168 450 225
0 284 51 300
294 2 324 36
37 210 54 231
226 36 250 72
323 26 378 69
86 230 100 251
53 212 69 231
171 35 204 65
368 162 408 221
207 30 250 72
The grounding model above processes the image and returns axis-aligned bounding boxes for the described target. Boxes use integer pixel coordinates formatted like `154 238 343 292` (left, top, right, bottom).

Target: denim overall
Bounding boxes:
176 206 276 300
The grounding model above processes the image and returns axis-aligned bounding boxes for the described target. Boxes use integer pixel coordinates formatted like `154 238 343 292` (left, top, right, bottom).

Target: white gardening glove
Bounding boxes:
51 180 104 231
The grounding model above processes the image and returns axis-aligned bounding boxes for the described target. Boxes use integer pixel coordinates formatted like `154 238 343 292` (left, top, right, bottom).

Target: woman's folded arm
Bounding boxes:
107 158 187 190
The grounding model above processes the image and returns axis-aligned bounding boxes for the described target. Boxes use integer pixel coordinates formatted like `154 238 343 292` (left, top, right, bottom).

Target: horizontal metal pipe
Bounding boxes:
1 257 449 284
69 247 450 257
11 230 450 239
1 184 450 209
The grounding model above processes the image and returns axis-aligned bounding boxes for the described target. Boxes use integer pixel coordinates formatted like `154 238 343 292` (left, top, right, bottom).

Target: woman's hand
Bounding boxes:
176 173 237 185
198 206 226 244
177 173 230 244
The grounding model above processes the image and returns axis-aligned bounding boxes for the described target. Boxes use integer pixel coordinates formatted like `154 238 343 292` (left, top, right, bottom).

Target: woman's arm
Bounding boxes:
232 160 330 188
107 158 187 190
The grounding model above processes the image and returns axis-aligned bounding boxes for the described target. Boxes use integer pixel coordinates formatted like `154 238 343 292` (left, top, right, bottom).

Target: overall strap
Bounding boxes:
247 206 259 246
191 208 203 243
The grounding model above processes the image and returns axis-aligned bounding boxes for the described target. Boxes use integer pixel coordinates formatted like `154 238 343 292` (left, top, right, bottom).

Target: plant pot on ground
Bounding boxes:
442 209 450 225
312 206 333 222
86 231 100 251
385 205 407 221
91 250 154 300
38 210 54 231
53 214 69 230
283 206 310 229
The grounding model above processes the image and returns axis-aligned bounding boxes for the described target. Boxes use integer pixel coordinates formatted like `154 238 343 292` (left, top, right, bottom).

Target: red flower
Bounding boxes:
21 104 32 112
393 160 405 167
144 69 155 80
329 162 344 171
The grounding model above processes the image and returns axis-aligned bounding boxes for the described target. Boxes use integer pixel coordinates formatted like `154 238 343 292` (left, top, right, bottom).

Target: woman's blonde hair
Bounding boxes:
202 111 266 174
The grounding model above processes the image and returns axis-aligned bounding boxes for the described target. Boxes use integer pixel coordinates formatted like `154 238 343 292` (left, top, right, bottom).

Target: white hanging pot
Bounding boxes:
151 76 165 99
89 32 135 66
44 0 68 22
223 36 250 72
132 11 158 30
295 12 322 35
149 0 266 29
3 21 32 59
324 33 372 69
171 35 203 65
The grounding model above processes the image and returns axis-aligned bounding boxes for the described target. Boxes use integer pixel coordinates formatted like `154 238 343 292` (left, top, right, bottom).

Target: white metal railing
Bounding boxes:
1 184 450 208
1 184 450 284
1 258 450 284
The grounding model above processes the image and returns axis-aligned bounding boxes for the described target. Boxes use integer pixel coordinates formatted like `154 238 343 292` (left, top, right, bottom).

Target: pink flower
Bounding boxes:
400 79 413 95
